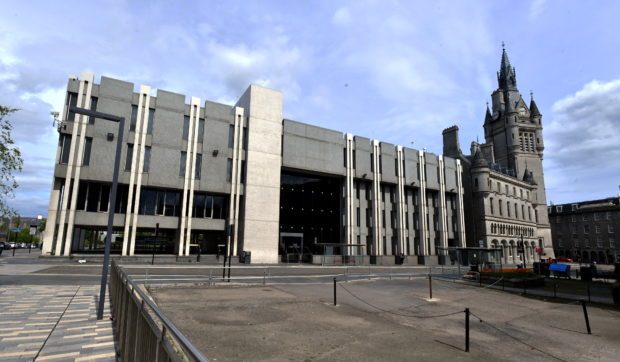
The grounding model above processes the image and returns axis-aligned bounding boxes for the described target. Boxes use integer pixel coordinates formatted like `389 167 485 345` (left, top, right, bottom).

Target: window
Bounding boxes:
146 109 155 134
584 239 590 247
395 159 398 176
183 116 190 140
571 215 576 222
490 198 494 214
143 146 151 173
130 105 138 132
366 208 372 227
514 203 518 219
365 185 371 201
370 153 374 172
355 182 360 199
474 178 478 188
520 189 523 198
343 148 347 167
228 125 234 147
557 205 563 213
226 158 233 182
353 150 356 169
499 200 503 216
240 160 246 183
610 238 616 248
596 237 603 248
594 213 600 221
582 214 589 221
521 205 525 220
379 155 382 173
571 204 577 211
125 144 134 171
179 151 187 177
513 186 516 196
67 92 78 122
609 225 615 233
356 207 360 227
82 137 93 166
197 118 205 143
195 153 202 179
583 225 589 234
242 127 248 150
60 134 72 164
507 202 511 217
88 97 98 125
606 212 612 220
505 185 508 194
595 224 601 234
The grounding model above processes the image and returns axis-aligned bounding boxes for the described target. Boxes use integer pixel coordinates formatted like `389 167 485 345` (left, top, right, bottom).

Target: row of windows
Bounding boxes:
489 197 535 222
567 224 615 235
557 238 616 249
553 212 614 222
486 179 529 200
490 223 534 237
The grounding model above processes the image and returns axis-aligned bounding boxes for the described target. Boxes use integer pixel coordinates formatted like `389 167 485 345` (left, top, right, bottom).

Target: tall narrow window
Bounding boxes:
66 92 78 122
226 158 233 182
507 202 511 217
242 127 248 150
353 150 356 168
240 160 246 183
125 144 133 171
379 155 382 173
197 118 205 143
490 197 494 214
88 97 98 125
395 159 398 176
356 207 360 227
195 153 202 179
130 105 138 132
143 146 151 172
343 148 347 167
82 137 93 166
183 116 190 140
228 125 234 147
59 134 72 164
179 151 187 177
146 109 155 134
370 153 374 172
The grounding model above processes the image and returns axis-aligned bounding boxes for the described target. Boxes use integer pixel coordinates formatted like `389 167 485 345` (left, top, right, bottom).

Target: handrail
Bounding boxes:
111 260 209 361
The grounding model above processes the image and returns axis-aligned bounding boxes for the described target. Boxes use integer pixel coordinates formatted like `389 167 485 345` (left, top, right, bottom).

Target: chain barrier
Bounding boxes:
469 311 567 362
337 282 463 319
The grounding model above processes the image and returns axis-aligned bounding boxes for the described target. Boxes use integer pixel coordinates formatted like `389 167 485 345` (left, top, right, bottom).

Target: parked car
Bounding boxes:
556 256 573 262
8 242 15 249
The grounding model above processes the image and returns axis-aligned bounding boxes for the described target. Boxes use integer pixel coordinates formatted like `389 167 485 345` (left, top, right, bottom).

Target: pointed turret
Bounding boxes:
484 103 493 124
497 47 518 90
471 146 489 169
530 94 541 118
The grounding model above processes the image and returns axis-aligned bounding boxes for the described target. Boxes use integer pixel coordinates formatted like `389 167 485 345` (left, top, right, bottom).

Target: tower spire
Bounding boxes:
530 91 542 118
497 45 517 90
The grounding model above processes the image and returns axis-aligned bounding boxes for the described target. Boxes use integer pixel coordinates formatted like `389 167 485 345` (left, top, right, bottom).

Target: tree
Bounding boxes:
0 106 23 217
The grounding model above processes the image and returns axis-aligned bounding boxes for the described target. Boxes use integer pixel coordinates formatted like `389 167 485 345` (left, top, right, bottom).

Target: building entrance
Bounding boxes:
279 232 305 263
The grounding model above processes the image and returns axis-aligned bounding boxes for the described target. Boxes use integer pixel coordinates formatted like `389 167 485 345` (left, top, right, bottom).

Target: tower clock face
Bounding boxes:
519 107 526 116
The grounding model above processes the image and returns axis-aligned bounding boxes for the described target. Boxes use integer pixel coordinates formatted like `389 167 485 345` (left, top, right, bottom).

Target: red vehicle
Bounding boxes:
556 256 573 262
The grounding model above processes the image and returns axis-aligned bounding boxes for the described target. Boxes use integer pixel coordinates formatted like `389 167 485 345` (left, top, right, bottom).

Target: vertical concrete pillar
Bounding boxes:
437 156 449 255
456 160 467 247
396 146 407 255
227 107 245 256
344 134 355 246
418 150 428 255
235 85 283 264
371 140 382 255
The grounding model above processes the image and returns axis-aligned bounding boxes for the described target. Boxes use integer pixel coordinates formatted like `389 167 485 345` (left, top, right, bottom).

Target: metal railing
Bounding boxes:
109 260 209 361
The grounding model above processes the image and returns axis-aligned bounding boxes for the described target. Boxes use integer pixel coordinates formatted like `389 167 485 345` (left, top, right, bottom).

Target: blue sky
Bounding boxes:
1 0 619 217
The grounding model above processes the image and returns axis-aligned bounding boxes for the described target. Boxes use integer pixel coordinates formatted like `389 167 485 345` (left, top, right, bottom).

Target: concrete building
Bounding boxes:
442 47 554 264
548 197 619 264
42 72 466 264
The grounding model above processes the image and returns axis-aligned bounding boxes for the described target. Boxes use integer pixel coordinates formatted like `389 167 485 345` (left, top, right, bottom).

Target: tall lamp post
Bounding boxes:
69 106 124 320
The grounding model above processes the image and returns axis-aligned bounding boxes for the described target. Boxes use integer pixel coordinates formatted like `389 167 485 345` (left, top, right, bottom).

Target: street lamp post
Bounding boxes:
69 106 124 320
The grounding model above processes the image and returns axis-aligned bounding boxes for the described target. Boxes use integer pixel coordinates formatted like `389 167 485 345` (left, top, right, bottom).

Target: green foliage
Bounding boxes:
0 106 23 217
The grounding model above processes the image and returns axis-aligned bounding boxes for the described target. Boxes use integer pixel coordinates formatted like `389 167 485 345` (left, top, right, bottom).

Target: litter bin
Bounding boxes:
580 266 592 282
533 262 541 275
243 251 251 264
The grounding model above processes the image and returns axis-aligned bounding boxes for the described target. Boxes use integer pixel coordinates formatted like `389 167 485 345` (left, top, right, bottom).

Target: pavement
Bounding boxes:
0 250 116 361
152 278 620 362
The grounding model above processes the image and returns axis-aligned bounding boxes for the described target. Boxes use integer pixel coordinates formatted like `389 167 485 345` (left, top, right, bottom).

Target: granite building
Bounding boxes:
442 48 554 264
42 71 466 264
548 197 619 264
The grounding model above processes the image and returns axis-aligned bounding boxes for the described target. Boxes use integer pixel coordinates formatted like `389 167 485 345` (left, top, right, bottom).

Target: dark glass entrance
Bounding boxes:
279 171 341 255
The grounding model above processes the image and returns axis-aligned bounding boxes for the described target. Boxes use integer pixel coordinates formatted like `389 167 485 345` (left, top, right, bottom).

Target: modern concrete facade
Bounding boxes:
442 48 554 264
42 71 466 264
548 197 619 264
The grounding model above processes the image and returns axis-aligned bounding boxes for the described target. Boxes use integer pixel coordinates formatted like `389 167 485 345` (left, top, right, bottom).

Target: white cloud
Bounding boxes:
529 0 547 19
332 7 352 26
545 79 620 202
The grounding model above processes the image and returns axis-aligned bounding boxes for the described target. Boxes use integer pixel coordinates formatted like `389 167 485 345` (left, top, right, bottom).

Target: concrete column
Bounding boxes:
227 107 245 256
371 140 382 255
455 160 467 247
418 151 428 255
63 72 94 256
178 97 198 256
344 134 355 246
183 98 201 256
55 72 93 256
437 156 449 256
235 85 283 264
127 86 151 256
396 146 406 255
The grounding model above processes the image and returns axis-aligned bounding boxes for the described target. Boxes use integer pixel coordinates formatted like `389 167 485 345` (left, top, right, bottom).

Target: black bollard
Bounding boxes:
465 308 470 352
333 277 337 306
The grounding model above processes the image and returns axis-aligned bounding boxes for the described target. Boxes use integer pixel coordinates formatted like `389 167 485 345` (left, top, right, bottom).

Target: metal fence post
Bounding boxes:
581 299 592 334
465 308 470 352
